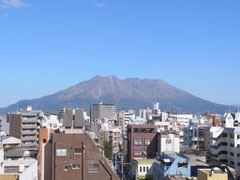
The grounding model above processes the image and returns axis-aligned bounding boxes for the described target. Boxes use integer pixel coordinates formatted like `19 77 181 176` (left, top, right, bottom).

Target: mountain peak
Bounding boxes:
0 75 235 115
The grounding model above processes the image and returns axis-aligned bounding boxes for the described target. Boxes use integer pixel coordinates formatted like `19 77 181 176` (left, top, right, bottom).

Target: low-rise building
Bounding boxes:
153 152 191 179
130 159 155 180
1 136 21 148
128 125 157 161
198 168 228 180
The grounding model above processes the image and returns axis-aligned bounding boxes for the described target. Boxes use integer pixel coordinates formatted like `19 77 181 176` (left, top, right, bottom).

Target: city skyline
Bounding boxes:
1 0 240 107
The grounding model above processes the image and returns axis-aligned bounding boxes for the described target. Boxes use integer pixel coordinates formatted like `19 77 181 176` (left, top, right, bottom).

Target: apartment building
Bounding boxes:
51 133 119 180
201 126 240 177
109 128 122 152
128 125 157 161
7 106 43 147
90 101 116 122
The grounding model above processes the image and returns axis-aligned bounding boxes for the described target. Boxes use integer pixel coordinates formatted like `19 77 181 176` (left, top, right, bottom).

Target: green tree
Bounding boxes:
104 141 112 159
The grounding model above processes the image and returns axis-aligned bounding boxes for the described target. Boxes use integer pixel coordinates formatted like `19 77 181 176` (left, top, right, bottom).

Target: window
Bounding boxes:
230 152 234 156
238 153 240 157
72 165 80 169
145 139 151 145
56 149 67 156
43 139 46 143
88 163 99 173
238 163 240 167
64 166 68 171
231 143 234 147
238 135 240 139
140 167 142 172
134 139 143 146
75 148 82 154
143 167 146 172
134 150 142 157
147 167 149 172
230 134 234 138
178 163 187 169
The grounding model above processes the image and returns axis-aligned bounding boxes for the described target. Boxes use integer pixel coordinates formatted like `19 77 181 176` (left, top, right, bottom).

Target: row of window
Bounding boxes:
63 163 99 173
139 166 149 173
134 139 151 146
56 148 82 156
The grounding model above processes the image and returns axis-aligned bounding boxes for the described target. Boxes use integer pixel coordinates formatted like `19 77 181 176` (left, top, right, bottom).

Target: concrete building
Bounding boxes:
157 133 179 156
130 159 155 180
41 114 62 130
109 128 121 153
38 128 53 180
90 101 116 122
61 108 85 134
7 107 43 147
153 152 191 179
201 126 240 177
1 136 21 148
1 159 38 180
183 123 199 148
128 125 157 161
51 133 119 180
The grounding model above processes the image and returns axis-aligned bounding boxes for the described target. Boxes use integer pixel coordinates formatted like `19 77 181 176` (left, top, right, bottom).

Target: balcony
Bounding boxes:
22 130 37 135
22 124 37 129
22 118 38 123
211 146 228 155
22 136 38 141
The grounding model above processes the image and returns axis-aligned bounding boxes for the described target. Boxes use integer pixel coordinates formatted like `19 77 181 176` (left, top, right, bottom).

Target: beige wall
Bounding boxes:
198 169 228 180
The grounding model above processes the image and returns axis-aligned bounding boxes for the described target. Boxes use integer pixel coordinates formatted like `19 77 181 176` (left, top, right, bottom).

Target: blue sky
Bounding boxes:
0 0 240 107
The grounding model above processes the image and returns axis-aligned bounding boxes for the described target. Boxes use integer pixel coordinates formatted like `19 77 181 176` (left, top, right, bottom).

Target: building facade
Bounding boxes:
51 133 119 180
128 125 157 161
90 101 116 122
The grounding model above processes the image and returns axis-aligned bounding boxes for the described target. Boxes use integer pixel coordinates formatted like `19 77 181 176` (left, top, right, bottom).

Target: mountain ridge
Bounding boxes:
0 75 237 115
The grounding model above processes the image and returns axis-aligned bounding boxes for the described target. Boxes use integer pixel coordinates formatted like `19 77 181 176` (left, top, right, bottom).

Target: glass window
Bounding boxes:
147 167 149 172
88 163 99 173
143 167 146 172
64 166 68 171
75 148 82 154
72 165 80 169
56 149 67 156
134 139 143 146
145 139 151 145
134 150 142 157
140 167 142 172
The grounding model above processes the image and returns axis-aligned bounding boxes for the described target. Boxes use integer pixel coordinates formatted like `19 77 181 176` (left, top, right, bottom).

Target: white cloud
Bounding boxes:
0 0 29 8
94 1 105 8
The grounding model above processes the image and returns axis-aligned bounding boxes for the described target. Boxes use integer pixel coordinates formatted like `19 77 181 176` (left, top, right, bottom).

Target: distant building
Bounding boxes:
7 106 43 147
90 101 116 122
51 133 119 180
61 108 85 134
157 133 179 156
128 125 157 161
183 123 199 148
